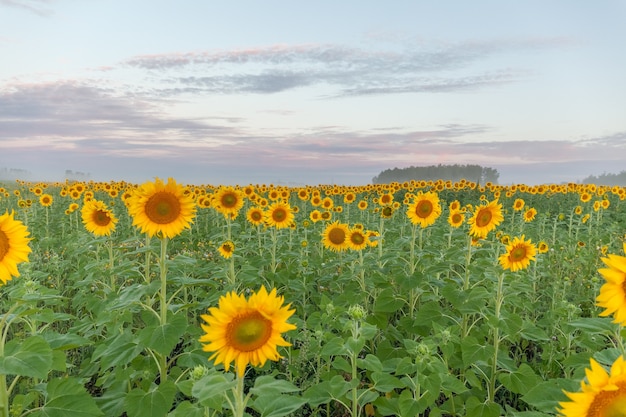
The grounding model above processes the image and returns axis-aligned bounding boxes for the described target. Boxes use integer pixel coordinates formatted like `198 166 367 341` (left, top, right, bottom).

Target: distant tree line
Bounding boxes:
581 170 626 186
372 164 500 185
0 167 31 180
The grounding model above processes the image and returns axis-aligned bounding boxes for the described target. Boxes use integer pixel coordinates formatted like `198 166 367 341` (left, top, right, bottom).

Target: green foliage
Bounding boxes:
0 179 624 416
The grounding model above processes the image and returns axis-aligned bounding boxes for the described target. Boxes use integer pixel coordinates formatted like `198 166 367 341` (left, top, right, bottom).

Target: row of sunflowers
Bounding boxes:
0 177 625 416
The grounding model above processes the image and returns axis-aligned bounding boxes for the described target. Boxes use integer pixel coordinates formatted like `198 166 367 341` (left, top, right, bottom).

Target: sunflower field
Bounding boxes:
0 178 625 417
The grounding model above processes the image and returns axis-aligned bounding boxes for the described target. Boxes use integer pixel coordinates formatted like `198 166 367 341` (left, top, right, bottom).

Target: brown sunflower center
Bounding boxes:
475 208 493 227
350 232 365 246
145 192 181 224
221 193 239 209
415 200 433 218
328 227 346 245
251 211 263 221
0 230 9 261
272 208 287 222
587 383 626 417
222 243 233 253
452 213 463 224
509 245 527 262
93 210 112 227
228 311 272 352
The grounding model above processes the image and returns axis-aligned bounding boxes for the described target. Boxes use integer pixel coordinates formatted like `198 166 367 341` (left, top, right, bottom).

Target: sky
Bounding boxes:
1 0 625 186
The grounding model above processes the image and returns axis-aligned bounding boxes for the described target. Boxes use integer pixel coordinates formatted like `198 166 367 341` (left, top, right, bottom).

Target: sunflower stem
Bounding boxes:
0 303 22 417
159 236 169 384
144 234 152 284
461 234 473 338
488 271 505 404
232 372 247 417
108 237 115 292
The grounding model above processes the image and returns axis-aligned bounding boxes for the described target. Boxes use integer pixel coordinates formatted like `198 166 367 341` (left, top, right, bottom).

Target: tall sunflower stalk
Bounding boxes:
127 178 196 385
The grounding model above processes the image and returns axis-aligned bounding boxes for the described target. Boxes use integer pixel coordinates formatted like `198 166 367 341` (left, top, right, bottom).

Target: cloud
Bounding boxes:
120 39 567 97
0 81 232 140
0 0 53 16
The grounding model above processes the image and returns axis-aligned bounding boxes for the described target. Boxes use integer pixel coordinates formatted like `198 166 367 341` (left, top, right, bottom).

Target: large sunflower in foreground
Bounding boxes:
199 286 296 377
468 199 503 239
322 221 350 252
81 200 118 237
406 191 442 228
128 177 196 239
596 243 626 326
0 211 32 285
265 202 295 229
558 355 626 417
498 235 537 272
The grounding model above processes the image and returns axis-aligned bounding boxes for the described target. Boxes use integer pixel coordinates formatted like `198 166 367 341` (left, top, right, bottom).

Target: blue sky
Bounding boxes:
1 0 625 186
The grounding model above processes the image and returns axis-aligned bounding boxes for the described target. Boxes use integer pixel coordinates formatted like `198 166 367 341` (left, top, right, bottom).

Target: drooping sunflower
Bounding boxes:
468 199 503 239
347 228 369 251
199 286 296 377
558 355 626 417
498 235 537 272
81 200 118 237
406 191 442 228
246 207 265 227
0 211 32 285
265 202 294 229
212 186 244 218
321 221 350 252
597 243 626 325
127 177 197 239
448 209 465 228
218 240 235 259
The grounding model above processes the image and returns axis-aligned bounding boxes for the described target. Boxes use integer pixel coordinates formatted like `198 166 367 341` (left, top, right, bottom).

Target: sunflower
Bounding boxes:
322 221 350 252
265 202 294 229
128 177 197 239
558 355 626 417
499 235 537 272
406 191 442 228
597 243 626 325
0 211 32 285
81 200 118 236
39 193 53 207
580 192 592 203
347 228 369 251
380 205 394 219
538 241 549 254
212 186 244 218
512 198 525 211
246 207 265 226
199 286 296 377
448 209 465 228
218 241 235 259
468 199 504 239
309 210 322 223
523 208 538 222
357 200 368 211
